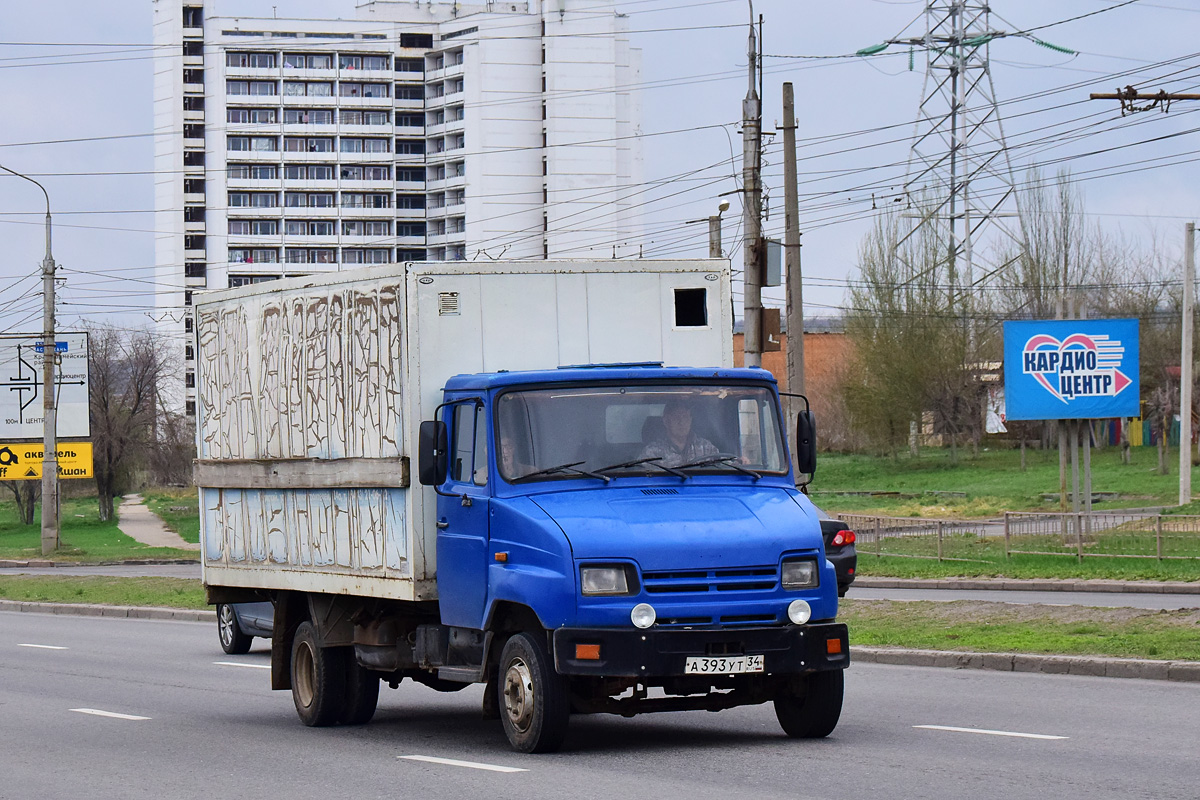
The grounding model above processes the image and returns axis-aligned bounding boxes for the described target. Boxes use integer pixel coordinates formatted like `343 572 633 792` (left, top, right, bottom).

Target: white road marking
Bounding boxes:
18 643 68 650
915 725 1068 740
70 708 151 721
213 661 272 670
399 755 528 773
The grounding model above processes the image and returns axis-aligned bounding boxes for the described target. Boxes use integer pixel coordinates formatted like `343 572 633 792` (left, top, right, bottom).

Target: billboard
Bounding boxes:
0 332 90 439
1003 319 1139 421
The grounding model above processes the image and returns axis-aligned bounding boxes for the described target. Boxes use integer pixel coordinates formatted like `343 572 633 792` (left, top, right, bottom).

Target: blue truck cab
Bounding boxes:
419 364 848 751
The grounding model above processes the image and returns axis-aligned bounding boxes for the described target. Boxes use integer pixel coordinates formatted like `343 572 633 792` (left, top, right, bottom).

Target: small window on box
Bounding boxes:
674 288 707 327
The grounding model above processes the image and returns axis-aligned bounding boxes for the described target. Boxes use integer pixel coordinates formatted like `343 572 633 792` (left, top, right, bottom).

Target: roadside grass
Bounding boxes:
0 576 206 609
0 497 198 562
814 446 1194 517
842 599 1200 662
855 553 1200 582
141 488 200 545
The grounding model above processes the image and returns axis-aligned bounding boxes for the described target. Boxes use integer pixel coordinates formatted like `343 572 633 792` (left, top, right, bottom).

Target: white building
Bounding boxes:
152 0 643 415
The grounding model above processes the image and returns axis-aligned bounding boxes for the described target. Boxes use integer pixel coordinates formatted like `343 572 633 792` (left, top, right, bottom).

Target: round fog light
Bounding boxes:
630 602 657 629
787 599 812 625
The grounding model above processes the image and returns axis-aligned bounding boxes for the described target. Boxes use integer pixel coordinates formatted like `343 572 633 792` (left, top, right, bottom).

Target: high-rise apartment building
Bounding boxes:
152 0 642 415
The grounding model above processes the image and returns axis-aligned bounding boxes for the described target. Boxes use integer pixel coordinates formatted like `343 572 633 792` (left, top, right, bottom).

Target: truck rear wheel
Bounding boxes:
339 655 380 726
291 621 347 727
498 633 570 753
774 670 844 738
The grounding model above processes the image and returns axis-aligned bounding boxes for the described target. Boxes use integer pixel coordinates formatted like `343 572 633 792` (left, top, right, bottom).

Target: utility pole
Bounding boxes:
0 164 59 554
1182 222 1195 505
741 2 763 368
782 82 804 398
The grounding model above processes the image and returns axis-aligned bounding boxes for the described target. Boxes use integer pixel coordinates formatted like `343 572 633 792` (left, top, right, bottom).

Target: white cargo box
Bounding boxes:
194 260 732 601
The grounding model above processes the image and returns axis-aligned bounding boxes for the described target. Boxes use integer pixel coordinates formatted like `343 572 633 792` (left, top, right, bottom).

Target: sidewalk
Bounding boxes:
116 493 200 552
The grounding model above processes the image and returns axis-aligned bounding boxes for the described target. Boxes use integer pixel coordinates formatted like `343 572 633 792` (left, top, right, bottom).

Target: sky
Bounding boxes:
1 0 1198 337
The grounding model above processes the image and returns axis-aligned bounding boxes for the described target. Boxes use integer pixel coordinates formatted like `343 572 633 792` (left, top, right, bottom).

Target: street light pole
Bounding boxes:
0 164 58 554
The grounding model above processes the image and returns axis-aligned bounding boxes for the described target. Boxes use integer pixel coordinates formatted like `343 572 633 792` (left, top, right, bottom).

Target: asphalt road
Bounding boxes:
2 611 1198 800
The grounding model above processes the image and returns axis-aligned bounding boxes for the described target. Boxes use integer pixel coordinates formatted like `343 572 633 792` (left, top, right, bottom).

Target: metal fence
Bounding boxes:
837 511 1200 563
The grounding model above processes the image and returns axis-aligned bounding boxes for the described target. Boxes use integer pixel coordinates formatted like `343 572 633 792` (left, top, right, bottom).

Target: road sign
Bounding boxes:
1003 319 1140 421
0 332 90 439
0 442 93 480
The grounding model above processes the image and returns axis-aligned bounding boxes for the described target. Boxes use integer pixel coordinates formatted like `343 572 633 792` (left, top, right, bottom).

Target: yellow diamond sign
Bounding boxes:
0 442 93 480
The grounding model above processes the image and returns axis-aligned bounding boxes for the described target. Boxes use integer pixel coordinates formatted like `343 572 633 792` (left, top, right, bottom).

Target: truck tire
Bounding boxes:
338 655 380 726
497 633 570 753
217 604 252 655
774 670 844 738
291 621 347 727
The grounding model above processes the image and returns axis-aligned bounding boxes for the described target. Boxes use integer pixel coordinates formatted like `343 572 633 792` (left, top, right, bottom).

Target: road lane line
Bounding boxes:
399 755 527 773
18 643 68 650
914 725 1068 740
213 661 272 670
70 708 151 721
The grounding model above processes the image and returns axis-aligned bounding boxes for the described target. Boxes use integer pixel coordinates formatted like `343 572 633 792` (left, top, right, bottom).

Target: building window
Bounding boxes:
186 401 196 417
183 96 205 111
184 206 205 223
396 139 425 155
249 81 277 96
184 261 207 279
185 344 195 360
184 124 204 140
397 222 427 237
396 194 425 209
184 317 193 333
283 53 332 69
183 6 203 28
183 151 205 167
398 249 426 261
228 274 282 288
184 234 205 250
250 192 278 207
396 112 423 127
396 86 423 101
249 165 278 180
396 58 423 73
185 178 205 195
342 249 392 264
227 80 249 96
399 33 433 48
227 164 251 179
183 41 202 57
397 167 424 183
185 372 195 388
184 68 204 84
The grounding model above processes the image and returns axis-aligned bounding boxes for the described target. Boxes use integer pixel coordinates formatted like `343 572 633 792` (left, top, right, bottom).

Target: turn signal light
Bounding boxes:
575 644 601 660
826 638 843 655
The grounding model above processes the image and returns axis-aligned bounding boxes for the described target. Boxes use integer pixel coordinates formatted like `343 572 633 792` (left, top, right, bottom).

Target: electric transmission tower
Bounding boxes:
888 1 1028 321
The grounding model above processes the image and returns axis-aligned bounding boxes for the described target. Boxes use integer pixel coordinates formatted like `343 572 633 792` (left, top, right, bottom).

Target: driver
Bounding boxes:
639 399 718 467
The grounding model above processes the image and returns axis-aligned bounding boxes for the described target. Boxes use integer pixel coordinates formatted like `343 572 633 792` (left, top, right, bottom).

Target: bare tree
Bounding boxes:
88 325 174 521
2 481 37 525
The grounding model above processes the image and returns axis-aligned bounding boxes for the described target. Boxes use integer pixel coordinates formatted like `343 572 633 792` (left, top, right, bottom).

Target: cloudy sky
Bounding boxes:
0 0 1196 336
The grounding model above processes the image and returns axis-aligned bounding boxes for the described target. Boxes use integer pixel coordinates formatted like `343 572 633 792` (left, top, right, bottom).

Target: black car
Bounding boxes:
814 506 857 597
216 601 274 655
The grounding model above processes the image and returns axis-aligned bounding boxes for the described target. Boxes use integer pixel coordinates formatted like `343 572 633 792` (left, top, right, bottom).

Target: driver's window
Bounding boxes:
451 403 488 486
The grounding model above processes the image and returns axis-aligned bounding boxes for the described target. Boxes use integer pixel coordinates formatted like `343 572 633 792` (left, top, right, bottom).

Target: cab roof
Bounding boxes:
442 364 778 392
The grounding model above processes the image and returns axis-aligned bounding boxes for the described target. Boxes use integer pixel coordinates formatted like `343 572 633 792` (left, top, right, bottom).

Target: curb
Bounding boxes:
852 646 1200 683
853 577 1200 595
0 559 200 568
2 599 1195 684
0 599 215 623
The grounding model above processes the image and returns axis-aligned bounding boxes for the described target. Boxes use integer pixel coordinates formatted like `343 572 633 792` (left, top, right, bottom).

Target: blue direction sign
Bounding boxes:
1003 319 1140 421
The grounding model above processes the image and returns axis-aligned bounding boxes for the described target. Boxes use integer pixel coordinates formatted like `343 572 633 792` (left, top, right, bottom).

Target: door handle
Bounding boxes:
436 520 449 529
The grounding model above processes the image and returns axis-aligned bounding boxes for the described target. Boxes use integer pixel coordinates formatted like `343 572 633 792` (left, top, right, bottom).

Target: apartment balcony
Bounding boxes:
278 150 337 162
424 232 452 246
281 123 337 136
395 152 424 166
184 81 205 94
397 234 427 247
226 178 283 190
425 203 448 219
444 174 466 190
396 178 425 192
339 124 393 136
228 234 285 246
338 150 393 163
338 95 394 109
338 68 392 81
184 247 207 260
281 234 339 245
282 95 338 108
394 97 424 111
280 67 336 80
185 274 208 288
184 55 203 67
227 149 282 162
339 205 395 218
338 178 393 191
395 120 424 135
184 192 205 204
228 94 282 107
184 109 205 122
444 116 465 134
231 206 283 218
281 205 338 218
183 25 202 37
185 220 206 233
225 66 282 80
395 207 426 221
184 136 205 149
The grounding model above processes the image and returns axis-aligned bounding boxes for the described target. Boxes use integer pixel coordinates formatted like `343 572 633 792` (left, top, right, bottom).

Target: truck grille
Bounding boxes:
641 566 777 594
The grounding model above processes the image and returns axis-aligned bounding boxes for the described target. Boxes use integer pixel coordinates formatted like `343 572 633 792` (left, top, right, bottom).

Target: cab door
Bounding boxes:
436 399 492 629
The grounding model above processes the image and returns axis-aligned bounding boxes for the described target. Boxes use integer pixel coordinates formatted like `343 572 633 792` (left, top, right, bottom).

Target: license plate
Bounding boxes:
683 654 764 674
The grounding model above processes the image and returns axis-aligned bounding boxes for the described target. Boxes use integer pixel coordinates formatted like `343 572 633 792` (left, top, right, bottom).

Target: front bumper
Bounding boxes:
552 622 848 678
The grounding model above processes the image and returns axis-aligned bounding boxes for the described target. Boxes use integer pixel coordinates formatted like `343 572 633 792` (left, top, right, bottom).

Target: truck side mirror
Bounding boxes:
795 410 817 476
418 420 448 486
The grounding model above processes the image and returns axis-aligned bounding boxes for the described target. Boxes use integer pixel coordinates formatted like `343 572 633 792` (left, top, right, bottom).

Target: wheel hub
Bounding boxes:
502 657 535 733
218 606 235 646
294 641 316 709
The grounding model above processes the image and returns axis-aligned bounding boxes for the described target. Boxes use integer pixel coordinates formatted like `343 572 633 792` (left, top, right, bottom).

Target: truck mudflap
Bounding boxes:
552 622 848 678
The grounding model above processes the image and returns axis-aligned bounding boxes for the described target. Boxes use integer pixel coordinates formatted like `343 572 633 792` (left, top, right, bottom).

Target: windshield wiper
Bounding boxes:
674 454 761 479
511 460 610 484
595 456 687 479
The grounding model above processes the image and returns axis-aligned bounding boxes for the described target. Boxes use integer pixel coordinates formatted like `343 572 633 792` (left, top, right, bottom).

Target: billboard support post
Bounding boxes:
1181 222 1194 506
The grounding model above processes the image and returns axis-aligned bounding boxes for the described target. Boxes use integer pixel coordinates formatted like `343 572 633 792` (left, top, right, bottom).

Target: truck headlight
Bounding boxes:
580 565 634 596
781 559 819 590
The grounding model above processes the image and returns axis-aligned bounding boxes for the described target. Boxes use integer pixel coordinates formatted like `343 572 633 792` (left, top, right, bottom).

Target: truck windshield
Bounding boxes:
495 383 788 482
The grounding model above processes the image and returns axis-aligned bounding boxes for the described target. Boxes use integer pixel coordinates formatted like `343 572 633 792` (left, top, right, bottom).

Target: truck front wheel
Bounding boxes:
291 621 347 727
497 633 570 753
774 669 844 738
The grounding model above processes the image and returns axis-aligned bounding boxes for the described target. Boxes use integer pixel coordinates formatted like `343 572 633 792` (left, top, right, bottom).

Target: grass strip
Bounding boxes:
0 497 198 562
0 576 207 609
141 489 200 545
855 554 1200 582
842 598 1200 662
